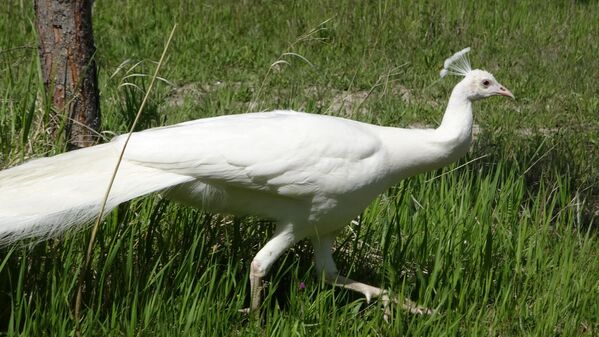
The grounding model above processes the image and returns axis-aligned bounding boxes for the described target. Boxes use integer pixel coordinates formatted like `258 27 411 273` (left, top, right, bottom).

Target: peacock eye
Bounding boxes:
482 80 491 87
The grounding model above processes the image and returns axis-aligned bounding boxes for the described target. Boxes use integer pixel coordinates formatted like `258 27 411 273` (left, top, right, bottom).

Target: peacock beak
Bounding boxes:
496 84 514 99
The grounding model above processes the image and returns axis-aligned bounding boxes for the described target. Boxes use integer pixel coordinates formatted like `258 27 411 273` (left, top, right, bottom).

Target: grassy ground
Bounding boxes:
1 0 598 336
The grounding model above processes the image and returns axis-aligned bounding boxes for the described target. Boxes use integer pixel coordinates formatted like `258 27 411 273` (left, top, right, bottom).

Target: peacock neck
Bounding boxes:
436 82 473 145
378 81 475 183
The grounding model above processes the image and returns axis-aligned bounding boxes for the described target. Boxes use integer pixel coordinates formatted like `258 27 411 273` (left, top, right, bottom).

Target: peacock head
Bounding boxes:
440 47 514 101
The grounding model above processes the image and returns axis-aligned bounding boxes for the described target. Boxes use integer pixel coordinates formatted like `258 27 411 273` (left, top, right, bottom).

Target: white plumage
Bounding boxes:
0 48 513 314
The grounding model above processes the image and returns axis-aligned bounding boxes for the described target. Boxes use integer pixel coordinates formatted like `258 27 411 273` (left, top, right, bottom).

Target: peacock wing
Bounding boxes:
119 111 384 197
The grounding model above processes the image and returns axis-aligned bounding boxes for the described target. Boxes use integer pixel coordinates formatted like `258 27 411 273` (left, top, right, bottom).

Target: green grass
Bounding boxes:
1 0 598 336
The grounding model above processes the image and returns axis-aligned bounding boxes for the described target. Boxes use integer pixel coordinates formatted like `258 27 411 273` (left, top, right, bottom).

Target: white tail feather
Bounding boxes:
0 141 192 245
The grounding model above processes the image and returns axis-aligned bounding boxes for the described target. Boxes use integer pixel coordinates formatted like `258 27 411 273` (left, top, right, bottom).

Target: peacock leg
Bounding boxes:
241 226 296 315
311 235 432 319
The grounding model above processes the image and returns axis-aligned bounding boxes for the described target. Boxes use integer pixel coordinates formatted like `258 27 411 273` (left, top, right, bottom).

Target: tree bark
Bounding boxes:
34 0 101 150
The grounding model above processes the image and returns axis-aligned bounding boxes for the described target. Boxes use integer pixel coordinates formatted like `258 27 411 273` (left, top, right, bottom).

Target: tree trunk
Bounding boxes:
34 0 101 150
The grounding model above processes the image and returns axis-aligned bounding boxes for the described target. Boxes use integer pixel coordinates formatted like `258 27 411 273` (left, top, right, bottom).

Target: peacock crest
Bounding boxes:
440 47 472 78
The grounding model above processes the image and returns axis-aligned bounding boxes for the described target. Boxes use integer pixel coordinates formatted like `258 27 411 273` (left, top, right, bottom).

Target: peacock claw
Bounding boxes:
379 292 434 322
